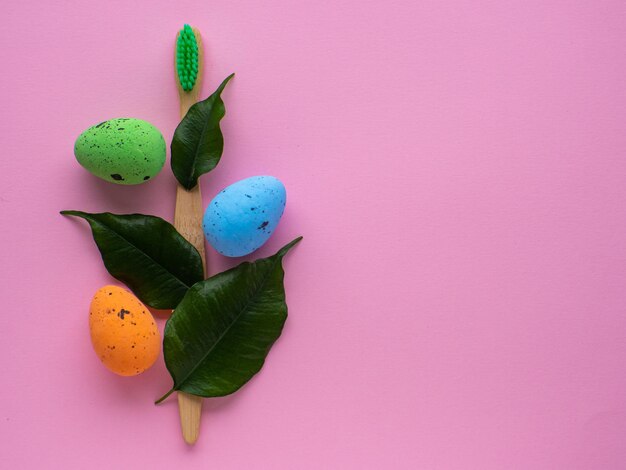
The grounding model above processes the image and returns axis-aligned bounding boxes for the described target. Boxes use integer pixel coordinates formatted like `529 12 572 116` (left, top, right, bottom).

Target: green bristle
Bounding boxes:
176 24 199 92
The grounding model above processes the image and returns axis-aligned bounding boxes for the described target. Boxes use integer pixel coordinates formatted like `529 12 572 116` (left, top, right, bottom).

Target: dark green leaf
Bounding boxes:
156 236 302 402
61 211 204 309
171 74 234 189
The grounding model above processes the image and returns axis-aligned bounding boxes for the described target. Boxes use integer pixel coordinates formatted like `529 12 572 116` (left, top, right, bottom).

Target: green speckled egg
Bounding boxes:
74 118 166 185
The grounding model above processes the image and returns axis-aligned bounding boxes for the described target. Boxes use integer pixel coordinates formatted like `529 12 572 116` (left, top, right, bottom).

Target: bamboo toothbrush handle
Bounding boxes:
174 73 204 449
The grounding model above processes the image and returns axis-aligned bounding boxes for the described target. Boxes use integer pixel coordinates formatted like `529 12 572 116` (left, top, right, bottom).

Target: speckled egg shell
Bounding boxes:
89 285 160 376
203 176 287 257
74 118 166 185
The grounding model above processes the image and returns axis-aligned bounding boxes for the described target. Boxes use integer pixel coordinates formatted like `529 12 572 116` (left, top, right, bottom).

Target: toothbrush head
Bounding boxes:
176 24 200 92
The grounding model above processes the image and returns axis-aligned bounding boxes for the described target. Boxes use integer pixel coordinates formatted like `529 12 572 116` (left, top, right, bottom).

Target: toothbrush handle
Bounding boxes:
174 183 206 445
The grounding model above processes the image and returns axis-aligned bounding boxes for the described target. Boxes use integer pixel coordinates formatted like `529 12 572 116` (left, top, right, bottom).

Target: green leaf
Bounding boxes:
171 74 234 189
61 211 204 309
156 236 302 403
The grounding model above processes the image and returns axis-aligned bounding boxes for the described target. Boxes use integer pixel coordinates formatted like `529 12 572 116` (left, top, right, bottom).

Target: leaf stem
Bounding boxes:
155 388 175 405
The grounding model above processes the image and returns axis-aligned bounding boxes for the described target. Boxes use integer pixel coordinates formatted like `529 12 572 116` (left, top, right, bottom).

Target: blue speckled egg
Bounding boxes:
203 176 286 257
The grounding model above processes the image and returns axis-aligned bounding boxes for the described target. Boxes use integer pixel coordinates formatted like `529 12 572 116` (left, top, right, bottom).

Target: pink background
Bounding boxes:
1 1 625 468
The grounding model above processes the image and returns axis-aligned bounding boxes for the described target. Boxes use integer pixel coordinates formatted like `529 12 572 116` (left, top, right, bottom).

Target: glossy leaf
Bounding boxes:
156 236 302 403
61 211 204 309
171 74 234 189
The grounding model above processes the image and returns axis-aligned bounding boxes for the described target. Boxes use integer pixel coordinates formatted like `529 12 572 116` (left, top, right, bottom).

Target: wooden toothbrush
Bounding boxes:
173 24 205 445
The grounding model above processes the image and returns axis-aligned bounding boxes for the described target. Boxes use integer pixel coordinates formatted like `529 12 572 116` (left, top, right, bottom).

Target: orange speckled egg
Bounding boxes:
89 285 160 376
